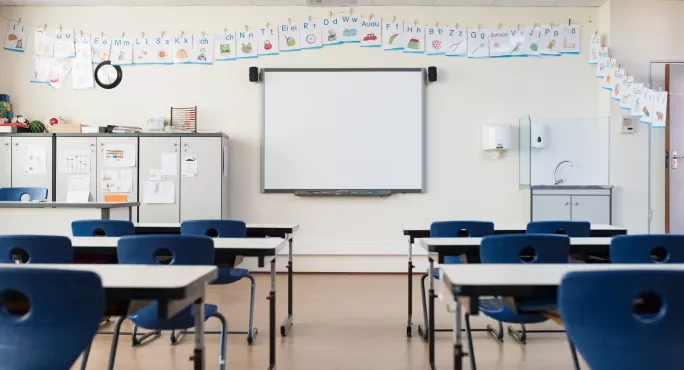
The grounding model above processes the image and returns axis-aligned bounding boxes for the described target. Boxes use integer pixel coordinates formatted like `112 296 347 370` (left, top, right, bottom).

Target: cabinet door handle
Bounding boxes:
574 202 579 206
565 201 569 206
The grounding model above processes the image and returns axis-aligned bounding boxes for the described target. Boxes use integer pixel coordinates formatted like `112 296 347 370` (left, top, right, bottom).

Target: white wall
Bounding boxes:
0 5 600 270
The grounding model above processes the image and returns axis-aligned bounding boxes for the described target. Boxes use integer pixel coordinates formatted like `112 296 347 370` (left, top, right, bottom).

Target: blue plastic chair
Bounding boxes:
560 269 684 370
0 187 48 201
610 235 684 263
420 221 494 340
0 268 105 370
108 235 227 370
181 220 257 344
526 221 591 237
71 220 135 237
463 234 571 369
0 235 73 264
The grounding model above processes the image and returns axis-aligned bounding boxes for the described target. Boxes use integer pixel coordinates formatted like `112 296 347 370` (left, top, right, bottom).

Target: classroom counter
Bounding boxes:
0 202 138 236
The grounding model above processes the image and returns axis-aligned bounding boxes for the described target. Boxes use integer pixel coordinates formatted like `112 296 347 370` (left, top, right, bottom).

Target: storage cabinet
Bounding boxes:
0 136 11 188
531 187 612 225
10 134 54 198
55 136 97 201
138 136 180 223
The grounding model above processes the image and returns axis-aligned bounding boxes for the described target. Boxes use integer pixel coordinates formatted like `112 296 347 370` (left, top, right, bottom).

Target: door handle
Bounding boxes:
674 150 680 170
574 202 579 206
565 201 569 206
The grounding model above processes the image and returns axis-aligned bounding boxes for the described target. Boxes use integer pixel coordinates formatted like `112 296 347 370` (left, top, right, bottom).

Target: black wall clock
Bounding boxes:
94 60 123 89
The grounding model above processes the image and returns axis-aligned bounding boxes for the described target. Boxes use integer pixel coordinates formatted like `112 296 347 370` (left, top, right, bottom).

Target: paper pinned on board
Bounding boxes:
60 151 90 173
101 170 133 193
25 146 47 175
150 169 164 181
161 153 178 176
143 181 175 204
103 144 135 167
182 155 198 178
66 174 91 202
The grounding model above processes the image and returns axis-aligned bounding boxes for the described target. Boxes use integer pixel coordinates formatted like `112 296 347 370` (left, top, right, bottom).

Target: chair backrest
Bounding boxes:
526 221 590 237
71 220 135 237
610 235 684 263
431 221 494 264
480 234 570 264
0 268 104 369
117 235 214 265
560 270 684 370
0 187 48 201
0 235 73 264
180 220 246 238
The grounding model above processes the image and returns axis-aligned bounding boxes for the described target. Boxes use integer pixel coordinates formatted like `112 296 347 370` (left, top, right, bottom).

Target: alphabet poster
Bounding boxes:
301 19 322 49
155 35 173 64
111 36 133 65
589 33 600 64
489 29 512 58
359 17 381 48
322 15 341 46
652 91 668 128
630 83 645 116
280 22 301 52
191 34 214 64
639 89 655 124
524 26 542 57
403 23 424 54
602 58 617 90
540 25 560 56
237 30 257 58
595 47 609 78
34 27 55 56
382 20 403 50
611 68 625 100
444 26 466 56
258 27 278 55
133 35 157 64
30 55 51 83
467 28 489 58
215 31 237 60
560 24 580 54
425 25 445 55
90 34 111 64
338 13 360 43
4 21 28 52
509 28 526 57
54 28 75 58
620 76 634 110
173 34 192 64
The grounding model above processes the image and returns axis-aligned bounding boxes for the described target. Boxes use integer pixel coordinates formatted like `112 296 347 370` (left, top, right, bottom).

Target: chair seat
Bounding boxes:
479 298 549 324
129 302 219 330
213 267 250 285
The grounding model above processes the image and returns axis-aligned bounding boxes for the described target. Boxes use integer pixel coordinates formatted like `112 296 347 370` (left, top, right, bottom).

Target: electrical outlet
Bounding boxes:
621 116 635 134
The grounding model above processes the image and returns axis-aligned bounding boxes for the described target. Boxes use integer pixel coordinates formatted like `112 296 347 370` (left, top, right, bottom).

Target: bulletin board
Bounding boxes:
261 68 425 193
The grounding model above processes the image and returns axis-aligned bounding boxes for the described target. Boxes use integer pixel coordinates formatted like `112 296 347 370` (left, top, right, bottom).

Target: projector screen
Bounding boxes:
262 68 425 193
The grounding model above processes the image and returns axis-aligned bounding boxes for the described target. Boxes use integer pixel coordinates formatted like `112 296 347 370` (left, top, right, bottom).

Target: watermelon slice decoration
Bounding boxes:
388 34 399 44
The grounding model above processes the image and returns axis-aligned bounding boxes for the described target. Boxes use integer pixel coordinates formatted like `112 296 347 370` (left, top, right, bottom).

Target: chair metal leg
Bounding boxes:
170 329 187 345
507 324 528 344
131 323 161 347
464 313 477 370
79 342 92 370
418 272 429 342
485 320 504 343
107 317 126 370
569 340 581 370
247 273 257 345
214 313 228 370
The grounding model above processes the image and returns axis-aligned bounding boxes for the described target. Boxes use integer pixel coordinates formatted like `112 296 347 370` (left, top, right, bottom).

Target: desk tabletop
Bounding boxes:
0 201 138 209
71 236 287 253
419 237 613 250
135 223 300 233
403 223 625 232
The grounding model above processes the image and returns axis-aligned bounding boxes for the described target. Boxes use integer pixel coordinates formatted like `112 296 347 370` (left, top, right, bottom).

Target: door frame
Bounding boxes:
666 64 671 233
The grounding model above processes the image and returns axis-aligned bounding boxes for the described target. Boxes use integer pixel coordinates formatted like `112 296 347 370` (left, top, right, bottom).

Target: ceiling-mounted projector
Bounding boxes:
305 0 359 6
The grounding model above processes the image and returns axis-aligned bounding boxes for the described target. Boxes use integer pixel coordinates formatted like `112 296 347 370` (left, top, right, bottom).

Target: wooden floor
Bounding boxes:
78 274 582 370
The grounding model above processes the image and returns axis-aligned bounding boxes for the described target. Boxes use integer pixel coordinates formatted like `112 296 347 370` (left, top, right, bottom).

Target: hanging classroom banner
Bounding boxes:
359 17 381 48
301 19 323 49
467 28 489 58
111 36 133 65
445 26 466 56
338 12 360 43
237 30 257 58
489 28 512 58
4 20 28 52
90 34 111 64
173 34 192 64
523 26 541 57
258 26 279 56
215 31 237 61
403 23 424 53
560 24 580 54
191 34 214 64
322 15 341 46
382 20 403 50
540 25 560 56
280 22 301 52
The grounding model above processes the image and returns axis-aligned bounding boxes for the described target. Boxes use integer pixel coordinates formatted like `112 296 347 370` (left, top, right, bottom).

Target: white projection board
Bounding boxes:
262 68 425 193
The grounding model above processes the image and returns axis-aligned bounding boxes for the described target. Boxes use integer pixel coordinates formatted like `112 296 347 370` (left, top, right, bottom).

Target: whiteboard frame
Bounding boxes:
260 68 427 194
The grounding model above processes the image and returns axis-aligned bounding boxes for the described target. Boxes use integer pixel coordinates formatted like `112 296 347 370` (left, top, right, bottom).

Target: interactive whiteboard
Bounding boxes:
262 68 425 193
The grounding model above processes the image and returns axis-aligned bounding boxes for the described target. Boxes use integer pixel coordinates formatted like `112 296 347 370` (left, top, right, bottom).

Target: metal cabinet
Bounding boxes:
55 136 97 201
10 134 54 198
571 195 611 225
138 136 180 223
0 136 11 188
180 135 227 221
531 195 572 221
96 135 139 222
531 187 612 224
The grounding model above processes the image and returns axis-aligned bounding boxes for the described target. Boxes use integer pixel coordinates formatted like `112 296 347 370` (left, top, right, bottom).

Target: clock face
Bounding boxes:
94 61 122 89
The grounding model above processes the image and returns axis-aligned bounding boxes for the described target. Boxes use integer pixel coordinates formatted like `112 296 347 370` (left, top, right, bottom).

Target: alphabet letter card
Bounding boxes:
425 25 445 55
111 36 133 65
191 34 214 64
259 26 279 56
323 15 342 46
403 23 424 54
359 17 381 48
237 30 258 59
280 22 301 52
445 26 466 57
382 20 403 50
215 31 237 60
173 34 192 64
91 34 111 64
301 19 322 49
467 28 489 58
4 20 28 52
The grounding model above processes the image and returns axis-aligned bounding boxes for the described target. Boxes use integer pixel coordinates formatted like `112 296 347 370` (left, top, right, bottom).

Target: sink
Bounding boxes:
530 185 613 190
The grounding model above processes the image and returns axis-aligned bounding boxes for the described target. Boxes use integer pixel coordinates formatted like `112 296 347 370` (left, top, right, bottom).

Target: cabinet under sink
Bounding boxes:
530 186 613 225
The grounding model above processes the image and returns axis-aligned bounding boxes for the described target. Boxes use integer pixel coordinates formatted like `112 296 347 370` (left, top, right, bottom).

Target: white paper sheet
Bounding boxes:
103 145 135 167
25 146 47 175
161 153 178 176
143 181 175 204
66 190 90 202
101 170 133 193
182 155 198 178
149 169 163 181
60 151 90 173
66 174 91 202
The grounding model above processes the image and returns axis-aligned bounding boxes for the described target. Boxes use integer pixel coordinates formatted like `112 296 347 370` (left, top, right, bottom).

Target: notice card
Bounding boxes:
103 145 135 167
60 151 90 173
143 181 175 204
25 146 47 175
101 170 133 193
161 153 178 176
66 174 90 202
182 155 198 178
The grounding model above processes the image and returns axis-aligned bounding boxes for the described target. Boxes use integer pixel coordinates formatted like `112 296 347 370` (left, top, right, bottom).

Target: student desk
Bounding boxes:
401 224 626 337
440 264 684 370
135 222 300 337
3 264 217 370
418 237 613 369
0 201 138 235
70 236 286 370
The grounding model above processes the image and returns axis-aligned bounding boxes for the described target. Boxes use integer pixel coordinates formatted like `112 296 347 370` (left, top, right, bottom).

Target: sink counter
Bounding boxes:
530 185 613 190
531 186 613 225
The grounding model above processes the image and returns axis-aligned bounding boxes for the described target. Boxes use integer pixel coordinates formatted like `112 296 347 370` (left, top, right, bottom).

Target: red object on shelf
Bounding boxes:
0 123 28 128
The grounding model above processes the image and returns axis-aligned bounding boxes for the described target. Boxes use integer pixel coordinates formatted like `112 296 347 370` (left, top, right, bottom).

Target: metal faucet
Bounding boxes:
553 160 574 185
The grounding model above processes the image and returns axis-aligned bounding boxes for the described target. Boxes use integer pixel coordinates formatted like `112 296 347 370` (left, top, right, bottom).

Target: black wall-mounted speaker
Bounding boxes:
249 67 259 82
427 66 437 82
